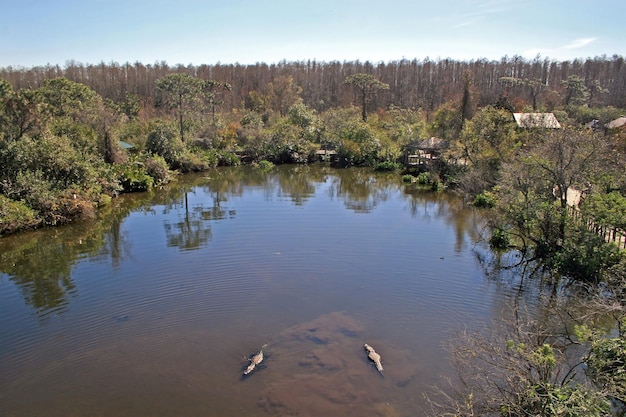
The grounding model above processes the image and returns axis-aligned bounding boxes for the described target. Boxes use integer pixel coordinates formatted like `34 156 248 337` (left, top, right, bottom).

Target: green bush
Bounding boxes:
489 227 511 250
146 121 183 164
5 170 58 212
374 161 401 171
218 151 241 166
473 191 497 208
143 155 173 185
0 194 41 235
416 172 431 185
402 174 414 183
553 226 622 283
116 163 154 192
431 180 445 191
586 335 626 405
257 160 274 171
173 148 219 173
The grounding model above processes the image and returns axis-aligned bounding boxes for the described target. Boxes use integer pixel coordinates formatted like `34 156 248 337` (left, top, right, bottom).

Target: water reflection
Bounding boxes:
0 221 106 316
0 166 481 315
403 187 485 253
276 165 318 205
0 166 488 318
329 169 395 213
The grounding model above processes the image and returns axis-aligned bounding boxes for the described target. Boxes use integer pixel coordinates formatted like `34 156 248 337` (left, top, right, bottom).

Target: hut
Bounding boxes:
405 137 449 166
513 112 561 129
119 140 136 151
605 116 626 130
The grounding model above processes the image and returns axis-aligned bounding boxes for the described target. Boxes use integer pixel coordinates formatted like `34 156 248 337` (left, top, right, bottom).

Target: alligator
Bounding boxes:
243 349 264 375
364 343 383 373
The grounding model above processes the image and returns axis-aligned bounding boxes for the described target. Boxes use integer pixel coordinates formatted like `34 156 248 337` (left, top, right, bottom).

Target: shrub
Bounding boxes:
586 335 626 406
0 194 41 235
489 227 511 250
116 162 154 192
146 121 182 164
374 161 401 171
416 172 431 185
143 155 173 185
402 174 414 183
257 160 274 171
553 226 622 283
218 151 241 166
431 180 445 191
473 191 497 208
173 148 219 173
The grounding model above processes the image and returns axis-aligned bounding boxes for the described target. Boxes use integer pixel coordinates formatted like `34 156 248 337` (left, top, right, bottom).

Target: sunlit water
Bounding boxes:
0 165 518 416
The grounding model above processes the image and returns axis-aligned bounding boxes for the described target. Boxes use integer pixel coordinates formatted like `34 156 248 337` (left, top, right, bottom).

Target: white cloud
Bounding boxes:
562 38 597 49
523 48 549 58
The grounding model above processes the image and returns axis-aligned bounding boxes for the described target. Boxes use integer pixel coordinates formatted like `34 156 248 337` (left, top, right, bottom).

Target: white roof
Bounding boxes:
513 113 561 129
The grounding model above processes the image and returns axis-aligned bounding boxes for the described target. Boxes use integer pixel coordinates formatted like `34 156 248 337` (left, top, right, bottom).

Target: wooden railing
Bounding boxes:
569 206 626 250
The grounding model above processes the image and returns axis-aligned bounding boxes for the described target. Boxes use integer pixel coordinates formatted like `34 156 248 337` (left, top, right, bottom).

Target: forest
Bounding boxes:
1 55 626 415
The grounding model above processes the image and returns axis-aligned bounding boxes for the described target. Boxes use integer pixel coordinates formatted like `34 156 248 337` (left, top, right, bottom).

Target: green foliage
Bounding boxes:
156 73 204 142
434 312 611 417
0 85 44 141
116 162 154 192
267 117 315 163
146 121 183 164
429 101 463 141
431 179 444 192
0 169 96 226
332 118 381 166
489 227 511 250
39 77 101 124
562 75 589 106
1 132 101 192
256 160 274 171
217 151 241 166
115 118 149 150
490 128 616 281
143 154 173 185
472 190 497 208
416 172 431 185
0 194 41 235
449 106 519 195
587 336 626 405
565 105 624 127
288 102 317 130
173 148 219 172
526 383 609 417
374 161 401 171
551 225 622 283
582 191 626 231
49 118 100 155
401 174 414 183
343 73 389 121
120 92 140 119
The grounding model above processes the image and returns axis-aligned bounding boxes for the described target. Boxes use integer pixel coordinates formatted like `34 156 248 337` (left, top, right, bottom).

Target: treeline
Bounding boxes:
2 55 626 113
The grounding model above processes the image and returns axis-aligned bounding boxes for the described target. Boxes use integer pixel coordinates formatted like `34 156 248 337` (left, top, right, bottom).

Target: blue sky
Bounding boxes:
1 0 624 68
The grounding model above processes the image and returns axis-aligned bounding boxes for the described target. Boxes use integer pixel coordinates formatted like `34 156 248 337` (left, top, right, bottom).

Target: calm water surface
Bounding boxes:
0 165 515 417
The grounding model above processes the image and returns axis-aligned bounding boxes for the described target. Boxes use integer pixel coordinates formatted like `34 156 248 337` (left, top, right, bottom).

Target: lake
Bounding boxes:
0 164 517 417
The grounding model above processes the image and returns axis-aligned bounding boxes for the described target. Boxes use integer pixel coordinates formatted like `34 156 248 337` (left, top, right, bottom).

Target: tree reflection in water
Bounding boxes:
0 165 484 318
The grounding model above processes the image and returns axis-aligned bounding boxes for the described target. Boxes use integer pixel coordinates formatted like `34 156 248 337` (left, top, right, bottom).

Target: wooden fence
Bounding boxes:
569 206 626 250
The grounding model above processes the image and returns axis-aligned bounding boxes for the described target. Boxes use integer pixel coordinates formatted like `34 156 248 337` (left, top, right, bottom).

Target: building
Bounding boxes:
513 112 561 129
405 137 449 166
605 116 626 130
